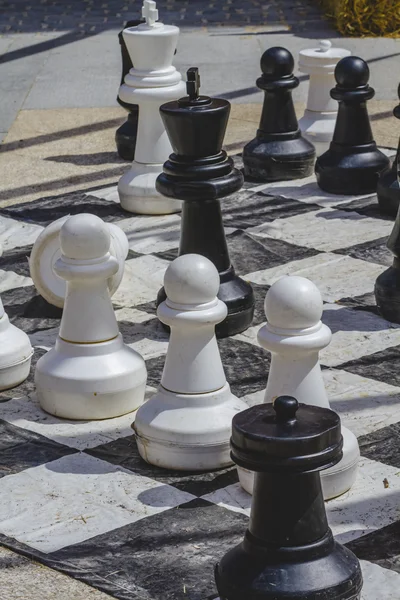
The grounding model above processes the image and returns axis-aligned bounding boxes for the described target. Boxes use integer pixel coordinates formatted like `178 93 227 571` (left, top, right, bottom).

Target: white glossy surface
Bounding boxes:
117 12 185 215
134 254 248 470
35 214 147 420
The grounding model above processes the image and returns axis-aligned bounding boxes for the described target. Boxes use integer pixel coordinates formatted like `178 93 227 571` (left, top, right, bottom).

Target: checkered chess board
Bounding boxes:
1 151 400 600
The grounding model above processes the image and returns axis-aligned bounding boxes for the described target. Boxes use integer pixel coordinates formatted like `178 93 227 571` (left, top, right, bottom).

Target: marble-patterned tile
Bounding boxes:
88 185 119 203
323 369 400 438
0 244 32 277
359 560 400 600
348 525 400 577
221 191 320 230
0 453 194 553
247 176 377 207
116 214 182 255
357 423 400 469
320 304 400 368
334 237 392 267
340 344 400 389
87 435 238 497
205 458 400 546
0 268 32 294
0 216 43 252
227 230 320 276
0 193 125 226
0 386 156 451
111 254 171 308
339 194 395 222
248 208 393 252
245 252 386 304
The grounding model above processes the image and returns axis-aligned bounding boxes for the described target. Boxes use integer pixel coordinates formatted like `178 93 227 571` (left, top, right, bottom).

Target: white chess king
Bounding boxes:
35 213 147 420
133 254 248 470
117 0 186 215
298 40 351 156
238 275 360 500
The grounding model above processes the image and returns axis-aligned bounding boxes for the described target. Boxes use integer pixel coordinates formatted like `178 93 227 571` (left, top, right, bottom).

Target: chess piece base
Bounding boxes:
0 313 32 391
157 268 255 339
215 533 362 600
243 135 315 182
316 143 390 194
134 382 247 470
237 426 359 500
118 162 182 215
30 218 129 308
298 109 337 157
377 166 400 217
115 108 139 162
375 261 400 323
35 334 147 420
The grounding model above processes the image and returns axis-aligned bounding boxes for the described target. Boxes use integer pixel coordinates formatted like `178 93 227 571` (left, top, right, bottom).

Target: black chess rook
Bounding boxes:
315 56 390 194
215 396 363 600
243 46 316 182
156 67 255 338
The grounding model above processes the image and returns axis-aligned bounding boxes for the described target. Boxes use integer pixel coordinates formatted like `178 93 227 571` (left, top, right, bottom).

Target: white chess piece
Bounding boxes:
298 40 351 156
134 254 247 470
238 275 359 500
29 216 129 308
0 243 32 390
35 214 147 420
117 0 186 215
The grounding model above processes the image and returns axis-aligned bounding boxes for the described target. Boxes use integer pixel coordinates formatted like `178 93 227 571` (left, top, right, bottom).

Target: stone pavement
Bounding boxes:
0 0 331 33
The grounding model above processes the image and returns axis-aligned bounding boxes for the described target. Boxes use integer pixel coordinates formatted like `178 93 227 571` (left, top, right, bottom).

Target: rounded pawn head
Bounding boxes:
265 275 323 330
164 254 219 306
335 56 369 89
260 46 294 79
60 214 111 261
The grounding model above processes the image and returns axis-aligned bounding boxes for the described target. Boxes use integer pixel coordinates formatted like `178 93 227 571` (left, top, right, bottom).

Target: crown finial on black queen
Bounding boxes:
155 69 255 338
377 81 400 216
243 46 315 182
315 55 390 195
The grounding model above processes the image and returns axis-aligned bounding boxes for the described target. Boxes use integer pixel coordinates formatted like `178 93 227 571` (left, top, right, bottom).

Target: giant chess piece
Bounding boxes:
215 396 363 600
156 68 255 338
377 83 400 217
117 0 185 215
238 276 359 500
0 243 32 390
316 56 390 194
243 46 315 182
134 254 248 470
35 214 147 420
375 202 400 323
298 40 351 156
30 216 129 308
115 18 143 162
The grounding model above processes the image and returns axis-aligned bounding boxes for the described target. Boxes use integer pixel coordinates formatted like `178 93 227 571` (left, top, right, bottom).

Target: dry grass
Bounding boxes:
321 0 400 37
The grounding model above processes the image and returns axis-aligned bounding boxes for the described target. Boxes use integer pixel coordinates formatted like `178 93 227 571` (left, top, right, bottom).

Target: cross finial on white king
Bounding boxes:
142 0 159 26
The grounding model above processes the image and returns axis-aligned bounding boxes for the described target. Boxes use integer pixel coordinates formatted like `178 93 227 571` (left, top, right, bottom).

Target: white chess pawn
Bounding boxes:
298 40 351 156
117 0 186 215
35 214 147 420
0 244 32 390
30 216 129 308
238 275 360 500
134 254 247 470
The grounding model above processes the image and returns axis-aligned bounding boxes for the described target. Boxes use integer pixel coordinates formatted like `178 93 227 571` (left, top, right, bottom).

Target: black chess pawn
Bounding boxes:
156 68 255 338
377 83 400 217
215 396 363 600
243 47 316 182
115 19 143 161
316 56 390 194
